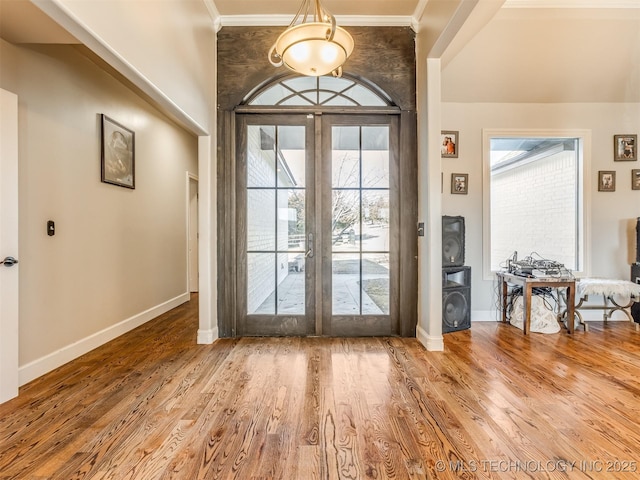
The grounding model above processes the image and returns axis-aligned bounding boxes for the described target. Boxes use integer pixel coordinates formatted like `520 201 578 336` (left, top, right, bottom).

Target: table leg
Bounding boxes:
523 284 532 335
566 284 575 334
501 277 508 323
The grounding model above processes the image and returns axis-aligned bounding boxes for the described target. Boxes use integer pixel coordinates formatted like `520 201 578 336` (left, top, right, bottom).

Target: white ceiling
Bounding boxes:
0 0 79 43
2 0 638 42
1 0 639 103
442 6 640 102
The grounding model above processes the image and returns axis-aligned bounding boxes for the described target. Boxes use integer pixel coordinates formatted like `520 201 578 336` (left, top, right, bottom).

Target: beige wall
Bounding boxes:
441 102 640 315
37 0 217 133
439 6 640 320
0 40 198 372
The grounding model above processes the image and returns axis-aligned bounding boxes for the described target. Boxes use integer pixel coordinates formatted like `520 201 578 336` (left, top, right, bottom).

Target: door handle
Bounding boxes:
1 256 18 267
305 233 314 258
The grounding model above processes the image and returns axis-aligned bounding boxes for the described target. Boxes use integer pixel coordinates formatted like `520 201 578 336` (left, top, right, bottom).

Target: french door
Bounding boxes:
236 113 399 336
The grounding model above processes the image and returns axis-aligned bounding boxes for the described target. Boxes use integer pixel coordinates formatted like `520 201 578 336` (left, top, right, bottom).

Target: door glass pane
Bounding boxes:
278 190 305 252
362 254 389 314
331 125 390 317
332 154 359 188
247 189 275 251
332 253 360 315
277 126 306 188
362 126 389 150
283 76 317 91
332 190 360 252
278 188 305 314
348 87 387 107
332 126 360 188
281 96 314 106
319 76 353 91
324 96 356 107
362 126 389 188
247 126 275 187
248 253 275 314
249 77 390 107
246 123 306 317
277 251 305 315
361 191 389 252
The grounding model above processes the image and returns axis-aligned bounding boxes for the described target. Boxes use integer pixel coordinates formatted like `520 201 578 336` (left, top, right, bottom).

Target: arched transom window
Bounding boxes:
245 76 394 107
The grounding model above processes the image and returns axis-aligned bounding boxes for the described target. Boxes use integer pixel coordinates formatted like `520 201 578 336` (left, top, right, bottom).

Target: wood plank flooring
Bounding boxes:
2 296 640 479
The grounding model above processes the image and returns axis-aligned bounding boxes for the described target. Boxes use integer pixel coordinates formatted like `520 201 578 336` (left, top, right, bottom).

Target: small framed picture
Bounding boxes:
441 130 459 158
451 173 468 194
614 134 637 161
101 114 135 189
598 171 616 192
632 169 640 190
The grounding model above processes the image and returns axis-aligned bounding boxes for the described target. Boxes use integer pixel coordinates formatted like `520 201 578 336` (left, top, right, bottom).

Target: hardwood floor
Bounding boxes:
2 296 640 479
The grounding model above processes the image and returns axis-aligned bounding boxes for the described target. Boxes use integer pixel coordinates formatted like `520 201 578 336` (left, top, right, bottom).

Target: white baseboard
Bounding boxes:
197 327 218 344
416 324 444 351
472 310 498 322
19 292 190 386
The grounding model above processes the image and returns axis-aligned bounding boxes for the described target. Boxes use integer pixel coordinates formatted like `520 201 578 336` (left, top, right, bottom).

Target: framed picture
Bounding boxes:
441 130 459 158
451 173 468 194
632 169 640 190
101 114 135 189
614 134 637 161
598 170 616 192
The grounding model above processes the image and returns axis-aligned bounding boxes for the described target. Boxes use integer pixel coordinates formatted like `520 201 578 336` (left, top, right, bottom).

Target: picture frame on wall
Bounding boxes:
441 130 459 158
614 134 637 161
451 173 468 194
101 114 135 189
598 170 616 192
632 169 640 190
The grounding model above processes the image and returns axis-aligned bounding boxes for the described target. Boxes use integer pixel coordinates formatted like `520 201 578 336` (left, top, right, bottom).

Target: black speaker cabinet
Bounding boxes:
632 301 640 324
443 286 471 333
443 266 471 333
443 266 471 289
442 215 465 267
635 217 640 263
632 264 640 284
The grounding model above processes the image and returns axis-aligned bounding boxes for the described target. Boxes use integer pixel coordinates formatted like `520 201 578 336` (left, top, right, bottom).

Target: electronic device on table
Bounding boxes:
506 252 569 278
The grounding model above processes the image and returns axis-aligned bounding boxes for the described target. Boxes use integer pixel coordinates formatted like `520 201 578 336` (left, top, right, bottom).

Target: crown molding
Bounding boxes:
202 0 222 31
219 15 414 27
504 0 640 7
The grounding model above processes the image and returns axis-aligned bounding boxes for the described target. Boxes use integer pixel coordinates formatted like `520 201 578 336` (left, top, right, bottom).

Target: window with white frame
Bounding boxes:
483 130 590 278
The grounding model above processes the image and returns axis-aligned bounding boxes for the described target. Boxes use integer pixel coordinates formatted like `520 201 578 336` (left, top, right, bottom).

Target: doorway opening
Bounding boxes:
187 174 199 293
221 74 417 337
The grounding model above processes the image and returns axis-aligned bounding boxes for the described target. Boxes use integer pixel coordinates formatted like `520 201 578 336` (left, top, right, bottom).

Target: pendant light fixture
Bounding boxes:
268 0 354 77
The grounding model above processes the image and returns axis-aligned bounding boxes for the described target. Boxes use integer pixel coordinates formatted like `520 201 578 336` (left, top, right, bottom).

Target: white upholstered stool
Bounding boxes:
574 278 640 331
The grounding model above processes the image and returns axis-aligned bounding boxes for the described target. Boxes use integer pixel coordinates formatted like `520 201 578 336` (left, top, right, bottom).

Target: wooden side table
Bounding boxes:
497 272 576 334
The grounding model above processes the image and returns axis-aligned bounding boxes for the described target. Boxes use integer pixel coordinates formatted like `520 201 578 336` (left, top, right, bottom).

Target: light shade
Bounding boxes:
268 0 354 77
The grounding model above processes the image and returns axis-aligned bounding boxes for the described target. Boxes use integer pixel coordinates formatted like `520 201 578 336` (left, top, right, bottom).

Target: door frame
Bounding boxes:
320 114 400 336
235 114 316 336
233 112 412 337
217 106 417 339
1 88 19 403
187 173 199 293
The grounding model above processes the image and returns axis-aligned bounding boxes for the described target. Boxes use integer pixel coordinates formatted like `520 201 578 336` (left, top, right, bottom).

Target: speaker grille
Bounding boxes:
442 216 465 267
442 287 470 333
